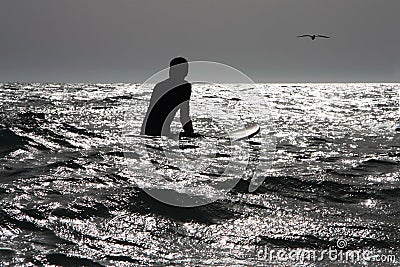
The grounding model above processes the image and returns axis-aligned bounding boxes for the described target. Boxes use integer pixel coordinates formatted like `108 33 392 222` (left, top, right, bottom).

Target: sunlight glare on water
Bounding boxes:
0 83 399 265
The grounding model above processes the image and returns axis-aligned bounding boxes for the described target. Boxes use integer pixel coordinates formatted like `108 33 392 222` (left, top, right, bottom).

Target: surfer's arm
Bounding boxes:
180 101 193 133
183 121 194 133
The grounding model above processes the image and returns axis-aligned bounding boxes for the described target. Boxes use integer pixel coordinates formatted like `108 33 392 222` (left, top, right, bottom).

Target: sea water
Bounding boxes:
0 83 399 266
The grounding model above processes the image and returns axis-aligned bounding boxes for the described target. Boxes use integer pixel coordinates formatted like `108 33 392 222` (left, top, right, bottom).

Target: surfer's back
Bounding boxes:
142 78 191 136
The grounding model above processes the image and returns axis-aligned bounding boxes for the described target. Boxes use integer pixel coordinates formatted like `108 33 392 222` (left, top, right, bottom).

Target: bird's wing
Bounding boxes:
297 35 312 38
317 35 330 38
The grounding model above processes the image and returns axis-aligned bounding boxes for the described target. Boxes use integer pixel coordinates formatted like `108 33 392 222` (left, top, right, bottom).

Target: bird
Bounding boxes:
297 34 330 40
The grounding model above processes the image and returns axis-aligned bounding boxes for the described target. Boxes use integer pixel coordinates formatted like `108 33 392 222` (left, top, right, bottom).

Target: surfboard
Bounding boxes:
130 123 260 142
221 122 260 141
176 123 260 149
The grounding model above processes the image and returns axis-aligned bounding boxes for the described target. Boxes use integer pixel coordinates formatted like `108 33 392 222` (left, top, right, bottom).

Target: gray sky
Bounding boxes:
0 0 399 82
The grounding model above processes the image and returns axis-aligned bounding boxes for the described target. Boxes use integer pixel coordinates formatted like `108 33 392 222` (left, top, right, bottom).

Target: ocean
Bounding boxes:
0 83 399 266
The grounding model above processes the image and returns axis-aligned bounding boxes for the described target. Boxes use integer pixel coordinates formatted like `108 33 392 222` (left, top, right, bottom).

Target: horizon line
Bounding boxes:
1 81 400 84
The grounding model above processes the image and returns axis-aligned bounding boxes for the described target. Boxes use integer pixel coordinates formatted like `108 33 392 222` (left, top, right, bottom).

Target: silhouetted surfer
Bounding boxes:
141 57 197 137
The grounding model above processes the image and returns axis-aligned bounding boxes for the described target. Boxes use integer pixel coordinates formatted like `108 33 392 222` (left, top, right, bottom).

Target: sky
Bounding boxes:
0 0 399 83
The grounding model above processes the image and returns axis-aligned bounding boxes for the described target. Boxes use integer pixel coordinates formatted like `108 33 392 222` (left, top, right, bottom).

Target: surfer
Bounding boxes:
141 57 198 137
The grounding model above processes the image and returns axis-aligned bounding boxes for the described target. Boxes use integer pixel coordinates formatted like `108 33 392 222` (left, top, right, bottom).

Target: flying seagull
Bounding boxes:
297 34 330 40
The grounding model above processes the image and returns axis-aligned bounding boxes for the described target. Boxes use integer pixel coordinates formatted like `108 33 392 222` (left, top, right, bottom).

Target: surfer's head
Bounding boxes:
169 57 188 80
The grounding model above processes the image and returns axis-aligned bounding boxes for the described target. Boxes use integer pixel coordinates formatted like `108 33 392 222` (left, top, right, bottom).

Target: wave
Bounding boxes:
46 253 104 267
0 111 104 153
231 175 400 204
0 128 29 156
51 201 110 220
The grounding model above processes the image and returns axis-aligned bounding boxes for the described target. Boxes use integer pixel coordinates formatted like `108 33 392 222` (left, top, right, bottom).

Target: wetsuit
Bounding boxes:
142 78 194 136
